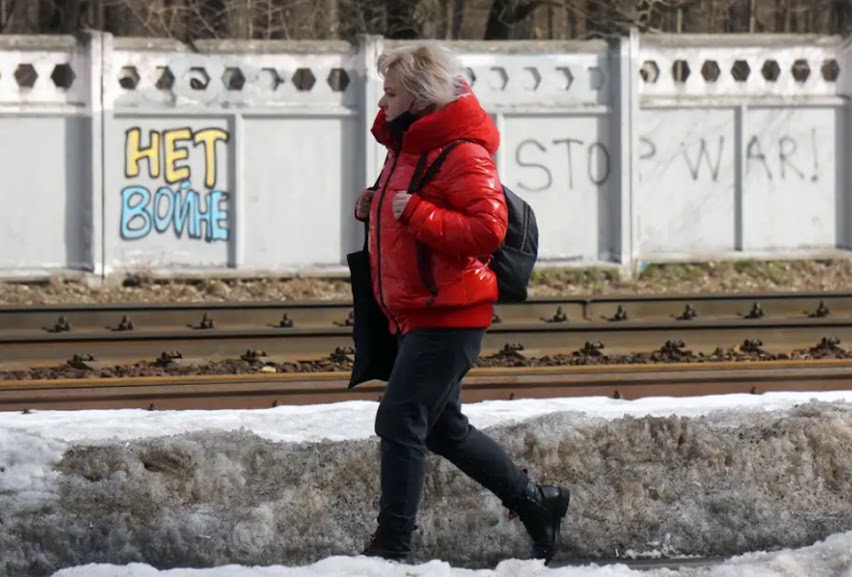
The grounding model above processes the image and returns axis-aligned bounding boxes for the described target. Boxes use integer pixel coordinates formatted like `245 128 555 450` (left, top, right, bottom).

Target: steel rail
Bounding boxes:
1 291 849 367
1 290 847 331
2 315 852 367
2 359 851 412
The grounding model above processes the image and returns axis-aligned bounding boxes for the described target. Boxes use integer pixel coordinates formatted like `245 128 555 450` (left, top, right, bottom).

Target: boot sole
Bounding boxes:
544 488 571 565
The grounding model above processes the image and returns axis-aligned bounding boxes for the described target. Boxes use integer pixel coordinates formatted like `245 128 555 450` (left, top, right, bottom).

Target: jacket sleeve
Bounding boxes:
399 145 508 257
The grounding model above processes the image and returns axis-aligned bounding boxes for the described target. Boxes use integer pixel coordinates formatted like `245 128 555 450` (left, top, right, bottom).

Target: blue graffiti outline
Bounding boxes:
120 180 230 242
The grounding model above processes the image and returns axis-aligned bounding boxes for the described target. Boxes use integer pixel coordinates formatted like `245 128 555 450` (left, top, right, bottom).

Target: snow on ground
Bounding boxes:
45 531 852 577
2 391 852 577
6 390 852 444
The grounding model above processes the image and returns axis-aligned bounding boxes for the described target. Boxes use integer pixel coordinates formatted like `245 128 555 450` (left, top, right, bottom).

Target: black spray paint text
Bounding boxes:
514 128 821 191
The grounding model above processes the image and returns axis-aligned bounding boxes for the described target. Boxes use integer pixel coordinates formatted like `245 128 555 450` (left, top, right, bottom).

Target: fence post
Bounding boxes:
615 27 640 274
358 34 384 189
84 30 111 280
843 44 852 250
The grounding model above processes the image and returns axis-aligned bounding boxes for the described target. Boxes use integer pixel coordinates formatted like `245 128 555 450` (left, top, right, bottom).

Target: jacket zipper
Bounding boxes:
375 152 402 334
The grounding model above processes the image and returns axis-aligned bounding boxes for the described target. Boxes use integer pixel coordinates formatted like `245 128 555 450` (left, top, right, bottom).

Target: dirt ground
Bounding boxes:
1 258 851 305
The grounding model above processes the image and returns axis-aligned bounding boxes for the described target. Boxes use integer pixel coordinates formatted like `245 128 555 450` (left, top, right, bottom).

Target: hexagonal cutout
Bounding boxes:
761 60 781 81
488 66 508 91
155 66 175 90
588 66 605 90
292 68 316 91
822 59 840 82
259 68 283 91
327 68 350 92
672 60 690 83
222 67 245 91
522 66 541 91
732 60 751 82
187 67 210 90
791 59 810 83
556 66 574 90
51 63 75 89
639 60 659 83
463 67 476 86
118 66 140 90
701 60 720 82
14 64 37 88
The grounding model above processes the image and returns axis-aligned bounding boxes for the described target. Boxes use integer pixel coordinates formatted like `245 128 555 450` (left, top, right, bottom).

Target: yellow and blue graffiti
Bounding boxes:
120 127 231 242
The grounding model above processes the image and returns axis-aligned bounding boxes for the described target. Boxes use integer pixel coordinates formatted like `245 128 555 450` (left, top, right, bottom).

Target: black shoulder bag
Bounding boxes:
346 172 399 388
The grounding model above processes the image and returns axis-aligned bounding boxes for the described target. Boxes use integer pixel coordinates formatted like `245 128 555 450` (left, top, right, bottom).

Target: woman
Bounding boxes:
354 43 570 564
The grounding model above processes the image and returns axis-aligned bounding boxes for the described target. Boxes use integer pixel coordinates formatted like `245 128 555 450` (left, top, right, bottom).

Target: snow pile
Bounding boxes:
47 531 852 577
2 393 852 577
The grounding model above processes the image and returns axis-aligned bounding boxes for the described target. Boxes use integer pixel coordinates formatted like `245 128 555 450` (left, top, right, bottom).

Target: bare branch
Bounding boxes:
1 0 847 40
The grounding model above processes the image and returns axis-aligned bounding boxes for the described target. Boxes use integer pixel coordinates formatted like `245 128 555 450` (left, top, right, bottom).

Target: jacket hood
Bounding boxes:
371 81 499 156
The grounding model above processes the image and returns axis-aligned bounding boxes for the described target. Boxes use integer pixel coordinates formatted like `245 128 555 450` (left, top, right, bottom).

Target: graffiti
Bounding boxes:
514 127 822 190
638 129 820 183
745 128 820 182
638 137 656 161
515 138 611 192
681 136 725 182
120 127 231 241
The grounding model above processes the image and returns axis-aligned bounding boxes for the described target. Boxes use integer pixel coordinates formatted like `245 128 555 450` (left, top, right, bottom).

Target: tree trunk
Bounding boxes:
324 0 339 38
566 1 577 38
725 0 750 33
87 0 106 30
385 0 419 38
583 0 608 37
104 0 171 36
749 0 756 32
451 0 464 37
832 0 850 33
230 0 252 38
5 0 40 33
61 0 85 34
485 0 513 39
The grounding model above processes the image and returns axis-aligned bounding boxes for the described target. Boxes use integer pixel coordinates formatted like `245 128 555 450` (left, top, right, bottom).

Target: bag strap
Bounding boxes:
407 139 474 195
404 139 475 301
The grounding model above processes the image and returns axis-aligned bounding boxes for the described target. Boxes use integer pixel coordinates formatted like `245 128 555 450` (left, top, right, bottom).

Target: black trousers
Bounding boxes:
374 327 529 540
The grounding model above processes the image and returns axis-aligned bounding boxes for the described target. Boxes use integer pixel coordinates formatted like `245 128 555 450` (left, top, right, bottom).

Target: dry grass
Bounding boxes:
1 258 850 305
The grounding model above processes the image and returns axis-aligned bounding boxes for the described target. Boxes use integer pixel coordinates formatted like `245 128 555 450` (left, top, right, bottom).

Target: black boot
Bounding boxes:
361 515 415 562
508 481 571 564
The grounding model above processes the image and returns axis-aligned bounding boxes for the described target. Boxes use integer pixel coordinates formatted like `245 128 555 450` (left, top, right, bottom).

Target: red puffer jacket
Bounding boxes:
365 87 508 335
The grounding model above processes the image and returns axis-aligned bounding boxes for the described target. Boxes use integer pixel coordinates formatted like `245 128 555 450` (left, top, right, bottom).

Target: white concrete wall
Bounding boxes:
633 35 847 261
0 32 848 279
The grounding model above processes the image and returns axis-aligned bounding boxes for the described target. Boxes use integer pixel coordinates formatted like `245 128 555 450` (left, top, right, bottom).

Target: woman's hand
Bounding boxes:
355 189 375 220
392 191 412 220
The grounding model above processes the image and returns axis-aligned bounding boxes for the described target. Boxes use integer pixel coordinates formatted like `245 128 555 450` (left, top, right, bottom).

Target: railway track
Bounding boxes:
3 291 852 412
1 291 851 368
3 359 852 411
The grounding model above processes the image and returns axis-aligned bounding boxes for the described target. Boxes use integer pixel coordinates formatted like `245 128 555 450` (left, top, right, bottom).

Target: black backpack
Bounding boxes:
407 139 539 303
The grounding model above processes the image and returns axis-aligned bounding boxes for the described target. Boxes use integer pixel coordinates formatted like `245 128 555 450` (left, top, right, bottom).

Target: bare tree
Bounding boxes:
2 0 850 40
1 0 40 33
485 0 563 39
833 0 852 35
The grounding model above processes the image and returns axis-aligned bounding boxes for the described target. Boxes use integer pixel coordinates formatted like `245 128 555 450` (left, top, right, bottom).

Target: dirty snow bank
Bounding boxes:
2 392 852 577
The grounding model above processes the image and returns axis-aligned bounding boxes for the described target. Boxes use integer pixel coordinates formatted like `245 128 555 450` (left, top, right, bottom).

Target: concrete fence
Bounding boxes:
0 32 849 280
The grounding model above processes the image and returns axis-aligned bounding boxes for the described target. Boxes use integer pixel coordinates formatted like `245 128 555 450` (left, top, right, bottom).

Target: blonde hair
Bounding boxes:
377 43 466 109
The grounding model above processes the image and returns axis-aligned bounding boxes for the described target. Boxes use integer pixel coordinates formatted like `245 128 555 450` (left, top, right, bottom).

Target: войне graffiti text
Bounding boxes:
120 127 231 242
